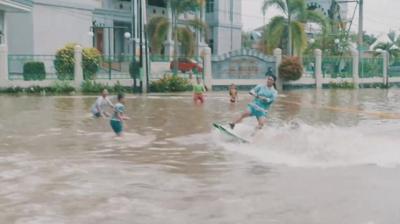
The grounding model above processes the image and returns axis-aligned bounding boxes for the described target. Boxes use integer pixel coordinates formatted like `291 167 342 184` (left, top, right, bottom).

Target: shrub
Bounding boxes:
0 82 75 94
329 81 355 89
54 44 75 80
279 57 303 81
149 75 192 92
23 62 46 81
81 80 131 94
82 47 101 80
54 43 101 80
50 81 76 94
81 80 111 93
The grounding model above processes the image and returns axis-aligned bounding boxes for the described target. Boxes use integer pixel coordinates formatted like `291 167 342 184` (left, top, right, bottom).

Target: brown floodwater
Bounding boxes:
1 89 400 224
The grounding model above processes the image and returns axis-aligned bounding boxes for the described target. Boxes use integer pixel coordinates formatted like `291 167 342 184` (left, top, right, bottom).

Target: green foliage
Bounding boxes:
81 80 131 94
0 81 75 94
328 81 355 89
54 44 75 80
262 0 327 55
148 0 207 57
82 48 101 80
242 32 253 49
149 75 192 92
279 57 303 81
54 43 101 80
129 60 140 79
23 62 46 81
51 81 76 94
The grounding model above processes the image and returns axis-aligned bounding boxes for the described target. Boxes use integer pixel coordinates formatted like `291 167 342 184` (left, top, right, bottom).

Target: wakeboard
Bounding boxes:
212 122 250 143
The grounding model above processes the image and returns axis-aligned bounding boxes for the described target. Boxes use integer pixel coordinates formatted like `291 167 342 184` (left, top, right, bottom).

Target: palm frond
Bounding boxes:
264 16 287 52
177 27 195 57
291 21 307 55
262 0 287 15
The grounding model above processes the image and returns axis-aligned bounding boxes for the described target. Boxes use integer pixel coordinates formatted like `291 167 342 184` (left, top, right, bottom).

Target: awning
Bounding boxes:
0 0 32 12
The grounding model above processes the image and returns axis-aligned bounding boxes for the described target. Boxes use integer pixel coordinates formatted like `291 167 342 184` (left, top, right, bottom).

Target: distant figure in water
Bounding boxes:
91 89 113 118
110 93 129 137
229 75 278 130
193 77 207 104
229 83 238 103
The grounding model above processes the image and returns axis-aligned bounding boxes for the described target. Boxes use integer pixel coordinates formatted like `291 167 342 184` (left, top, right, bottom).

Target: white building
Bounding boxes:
306 0 349 22
5 0 242 56
0 0 31 46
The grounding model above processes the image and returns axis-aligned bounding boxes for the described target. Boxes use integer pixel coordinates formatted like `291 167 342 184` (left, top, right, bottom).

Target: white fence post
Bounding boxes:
273 48 282 90
314 49 322 89
351 50 359 88
382 50 388 86
0 44 8 84
202 47 212 91
74 45 83 89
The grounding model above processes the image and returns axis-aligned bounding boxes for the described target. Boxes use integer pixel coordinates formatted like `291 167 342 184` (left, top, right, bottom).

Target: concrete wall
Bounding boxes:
0 11 3 44
6 11 33 54
7 0 101 55
32 4 94 54
208 0 241 55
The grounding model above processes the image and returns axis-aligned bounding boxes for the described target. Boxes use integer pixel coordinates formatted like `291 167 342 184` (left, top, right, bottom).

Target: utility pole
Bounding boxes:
357 0 363 76
131 0 137 92
358 0 363 56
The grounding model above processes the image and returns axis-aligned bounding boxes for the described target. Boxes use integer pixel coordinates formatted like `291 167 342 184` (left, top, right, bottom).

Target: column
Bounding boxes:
273 48 282 90
0 44 8 84
74 45 83 88
164 0 174 59
382 50 388 86
314 49 322 89
202 47 212 90
196 4 208 56
351 50 359 88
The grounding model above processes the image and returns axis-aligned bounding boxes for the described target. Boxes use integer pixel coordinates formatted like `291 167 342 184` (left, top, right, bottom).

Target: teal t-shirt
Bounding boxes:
250 84 278 110
111 103 125 121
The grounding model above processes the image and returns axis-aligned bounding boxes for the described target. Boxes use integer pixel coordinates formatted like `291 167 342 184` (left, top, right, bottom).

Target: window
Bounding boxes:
206 0 214 13
148 0 166 7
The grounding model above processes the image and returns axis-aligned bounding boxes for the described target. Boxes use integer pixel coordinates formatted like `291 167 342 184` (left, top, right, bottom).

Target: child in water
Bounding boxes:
110 93 129 137
91 89 114 118
229 84 238 103
193 77 207 104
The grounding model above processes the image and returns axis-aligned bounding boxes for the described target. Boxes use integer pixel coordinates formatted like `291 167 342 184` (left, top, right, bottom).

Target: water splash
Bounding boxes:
215 121 400 168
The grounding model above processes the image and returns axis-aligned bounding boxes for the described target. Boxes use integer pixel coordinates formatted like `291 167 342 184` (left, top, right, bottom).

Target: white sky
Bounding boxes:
242 0 400 35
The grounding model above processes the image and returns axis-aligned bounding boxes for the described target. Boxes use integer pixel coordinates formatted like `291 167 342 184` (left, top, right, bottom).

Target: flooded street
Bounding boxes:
1 89 400 224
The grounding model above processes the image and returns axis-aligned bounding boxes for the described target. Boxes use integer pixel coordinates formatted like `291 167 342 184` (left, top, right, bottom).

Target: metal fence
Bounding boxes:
359 57 383 78
322 56 353 78
8 55 59 80
302 56 315 78
96 55 136 80
388 58 400 77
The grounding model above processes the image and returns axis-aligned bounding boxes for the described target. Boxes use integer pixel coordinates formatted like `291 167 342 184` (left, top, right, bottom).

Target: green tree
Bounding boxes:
241 32 253 48
262 0 327 55
147 0 208 58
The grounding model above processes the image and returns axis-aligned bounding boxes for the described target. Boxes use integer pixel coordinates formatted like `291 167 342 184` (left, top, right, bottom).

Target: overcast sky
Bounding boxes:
242 0 400 36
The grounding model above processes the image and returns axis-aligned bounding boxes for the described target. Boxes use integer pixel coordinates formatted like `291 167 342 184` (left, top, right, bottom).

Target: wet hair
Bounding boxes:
117 93 124 101
267 75 277 89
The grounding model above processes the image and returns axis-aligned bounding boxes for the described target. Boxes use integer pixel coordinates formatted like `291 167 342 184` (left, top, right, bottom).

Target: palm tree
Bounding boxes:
148 0 207 57
262 0 327 55
373 42 400 65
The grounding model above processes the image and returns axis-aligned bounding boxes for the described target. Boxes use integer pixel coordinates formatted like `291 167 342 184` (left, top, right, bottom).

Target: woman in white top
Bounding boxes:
91 89 114 118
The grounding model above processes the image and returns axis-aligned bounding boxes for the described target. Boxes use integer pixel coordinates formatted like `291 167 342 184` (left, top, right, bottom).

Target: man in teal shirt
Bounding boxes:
229 75 278 130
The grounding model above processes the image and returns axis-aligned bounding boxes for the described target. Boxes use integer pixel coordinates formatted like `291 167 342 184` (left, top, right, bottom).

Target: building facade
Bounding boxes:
0 0 31 46
306 0 348 22
5 0 241 56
